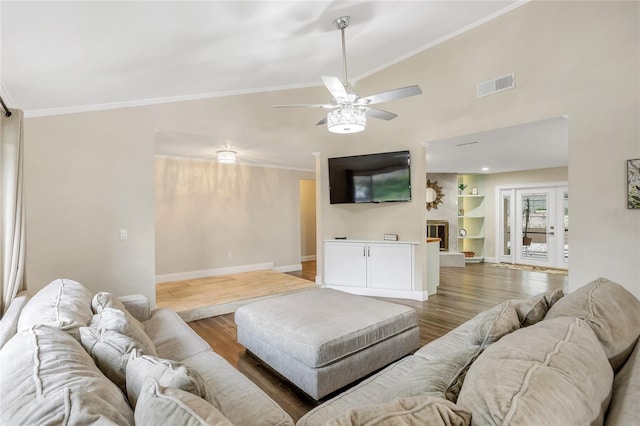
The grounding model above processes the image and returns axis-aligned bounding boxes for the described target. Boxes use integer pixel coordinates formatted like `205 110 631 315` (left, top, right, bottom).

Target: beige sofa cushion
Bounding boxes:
384 346 482 403
144 307 212 361
470 300 520 347
17 278 93 341
126 351 217 409
90 307 156 356
119 293 152 322
605 339 640 425
458 317 613 425
325 395 471 426
135 380 232 426
0 325 133 425
545 277 640 371
79 326 148 391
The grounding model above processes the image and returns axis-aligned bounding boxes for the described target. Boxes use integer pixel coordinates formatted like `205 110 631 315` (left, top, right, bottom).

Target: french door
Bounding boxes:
498 186 568 269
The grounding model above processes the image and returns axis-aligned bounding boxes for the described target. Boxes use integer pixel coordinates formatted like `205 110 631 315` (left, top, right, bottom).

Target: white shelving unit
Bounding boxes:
458 176 486 263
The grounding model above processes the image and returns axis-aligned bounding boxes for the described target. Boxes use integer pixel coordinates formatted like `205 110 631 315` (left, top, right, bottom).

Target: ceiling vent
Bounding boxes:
477 73 515 97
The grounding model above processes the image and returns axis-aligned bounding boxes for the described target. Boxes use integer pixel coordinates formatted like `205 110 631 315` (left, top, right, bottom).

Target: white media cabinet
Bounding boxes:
323 239 430 301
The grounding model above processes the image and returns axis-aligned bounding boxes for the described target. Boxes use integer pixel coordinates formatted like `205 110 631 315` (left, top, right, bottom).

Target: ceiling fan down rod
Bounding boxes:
334 16 350 90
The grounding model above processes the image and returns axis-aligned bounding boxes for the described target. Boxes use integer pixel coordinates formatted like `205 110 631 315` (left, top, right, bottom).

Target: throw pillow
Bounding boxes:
512 288 564 327
17 278 93 341
79 326 147 391
92 292 146 331
126 351 217 409
134 380 232 426
384 347 483 403
0 325 133 425
90 307 157 356
469 300 520 347
458 317 613 425
545 277 640 371
325 395 471 426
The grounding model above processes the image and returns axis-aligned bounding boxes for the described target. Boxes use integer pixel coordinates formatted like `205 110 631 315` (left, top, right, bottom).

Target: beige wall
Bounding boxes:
484 167 569 261
24 108 156 302
20 1 640 302
155 157 314 276
299 179 316 259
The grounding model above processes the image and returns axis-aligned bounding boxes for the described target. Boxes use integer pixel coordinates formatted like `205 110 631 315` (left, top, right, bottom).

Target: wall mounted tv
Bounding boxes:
328 150 412 204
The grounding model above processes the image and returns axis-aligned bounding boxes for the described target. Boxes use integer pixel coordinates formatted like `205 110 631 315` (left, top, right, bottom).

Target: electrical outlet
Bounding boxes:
120 229 128 240
227 251 233 258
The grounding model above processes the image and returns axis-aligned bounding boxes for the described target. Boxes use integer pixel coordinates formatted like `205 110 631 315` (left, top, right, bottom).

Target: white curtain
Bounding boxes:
1 109 25 316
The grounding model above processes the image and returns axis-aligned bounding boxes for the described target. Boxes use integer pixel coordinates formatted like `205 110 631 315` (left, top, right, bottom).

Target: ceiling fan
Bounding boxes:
272 16 423 134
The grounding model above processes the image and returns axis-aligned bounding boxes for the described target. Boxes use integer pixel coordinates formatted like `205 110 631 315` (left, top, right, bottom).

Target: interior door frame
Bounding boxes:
495 182 568 269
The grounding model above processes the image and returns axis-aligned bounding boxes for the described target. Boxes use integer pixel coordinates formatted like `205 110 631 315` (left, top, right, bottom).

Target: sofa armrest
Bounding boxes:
0 291 31 349
118 294 151 322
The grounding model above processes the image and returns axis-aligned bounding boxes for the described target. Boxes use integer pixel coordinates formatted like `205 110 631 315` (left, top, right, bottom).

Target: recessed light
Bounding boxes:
481 167 489 171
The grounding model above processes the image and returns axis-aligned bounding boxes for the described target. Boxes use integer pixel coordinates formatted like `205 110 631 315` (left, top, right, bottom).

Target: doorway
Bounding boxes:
498 185 568 269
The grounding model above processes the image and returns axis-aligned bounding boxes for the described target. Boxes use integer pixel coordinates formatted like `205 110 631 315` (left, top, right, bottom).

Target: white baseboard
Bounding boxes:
483 257 497 263
156 262 274 284
272 264 302 273
301 255 317 262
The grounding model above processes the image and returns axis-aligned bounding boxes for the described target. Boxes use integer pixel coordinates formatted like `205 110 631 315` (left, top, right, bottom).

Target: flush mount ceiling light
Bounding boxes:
217 150 236 164
272 16 422 134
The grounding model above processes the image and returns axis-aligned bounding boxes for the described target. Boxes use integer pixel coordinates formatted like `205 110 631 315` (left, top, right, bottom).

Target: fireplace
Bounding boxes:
427 220 449 251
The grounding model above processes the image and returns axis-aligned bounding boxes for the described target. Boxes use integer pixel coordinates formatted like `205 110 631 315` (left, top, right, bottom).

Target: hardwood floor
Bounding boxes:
188 263 567 422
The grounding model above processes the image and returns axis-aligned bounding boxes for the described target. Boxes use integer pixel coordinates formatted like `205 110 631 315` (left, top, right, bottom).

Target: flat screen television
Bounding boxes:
328 150 411 204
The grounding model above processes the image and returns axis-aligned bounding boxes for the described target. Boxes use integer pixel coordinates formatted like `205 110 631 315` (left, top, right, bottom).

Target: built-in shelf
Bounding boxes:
458 175 486 263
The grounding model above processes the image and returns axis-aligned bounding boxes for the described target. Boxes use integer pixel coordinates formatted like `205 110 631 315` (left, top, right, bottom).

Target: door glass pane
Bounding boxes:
563 191 569 263
522 193 548 260
502 194 511 256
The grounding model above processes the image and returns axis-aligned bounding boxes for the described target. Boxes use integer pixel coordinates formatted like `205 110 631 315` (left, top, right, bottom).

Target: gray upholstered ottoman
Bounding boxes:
234 288 420 400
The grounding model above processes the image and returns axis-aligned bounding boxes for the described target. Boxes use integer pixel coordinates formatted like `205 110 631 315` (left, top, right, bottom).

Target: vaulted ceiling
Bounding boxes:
2 1 567 173
1 1 518 113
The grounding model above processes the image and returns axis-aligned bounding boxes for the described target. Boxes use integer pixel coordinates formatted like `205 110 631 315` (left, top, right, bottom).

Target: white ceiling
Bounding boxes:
0 1 568 174
1 1 519 113
425 116 569 174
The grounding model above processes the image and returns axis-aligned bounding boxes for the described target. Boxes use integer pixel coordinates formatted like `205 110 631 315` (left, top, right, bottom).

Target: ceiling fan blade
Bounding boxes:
364 107 398 121
316 117 327 126
272 104 334 109
358 85 422 105
321 76 348 100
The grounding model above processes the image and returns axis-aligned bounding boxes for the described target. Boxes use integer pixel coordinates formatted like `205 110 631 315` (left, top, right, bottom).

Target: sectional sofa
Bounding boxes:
0 276 638 425
298 277 640 425
0 279 293 425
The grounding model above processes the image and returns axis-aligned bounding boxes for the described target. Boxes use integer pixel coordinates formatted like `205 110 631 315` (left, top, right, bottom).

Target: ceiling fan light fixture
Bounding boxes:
217 150 237 164
327 106 366 134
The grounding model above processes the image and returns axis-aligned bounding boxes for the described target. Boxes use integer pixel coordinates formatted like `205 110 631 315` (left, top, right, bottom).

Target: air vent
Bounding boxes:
477 73 515 97
456 141 479 147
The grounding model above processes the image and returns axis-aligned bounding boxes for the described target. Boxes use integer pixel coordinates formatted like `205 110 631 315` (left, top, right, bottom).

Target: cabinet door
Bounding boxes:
324 242 367 287
366 243 413 290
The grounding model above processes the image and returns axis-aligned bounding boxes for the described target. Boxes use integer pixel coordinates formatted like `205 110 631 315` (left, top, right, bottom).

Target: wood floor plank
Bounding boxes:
187 263 567 422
